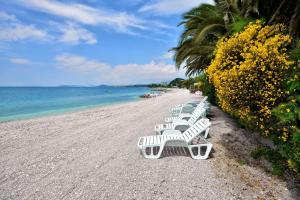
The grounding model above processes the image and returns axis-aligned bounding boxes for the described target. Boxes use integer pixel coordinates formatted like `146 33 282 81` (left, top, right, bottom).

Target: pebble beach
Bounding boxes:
0 89 295 199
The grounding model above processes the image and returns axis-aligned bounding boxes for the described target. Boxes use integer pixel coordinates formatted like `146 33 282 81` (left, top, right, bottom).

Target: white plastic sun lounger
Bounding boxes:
171 101 199 111
137 118 212 159
155 107 207 135
171 96 207 110
165 103 208 123
170 96 208 116
170 102 203 115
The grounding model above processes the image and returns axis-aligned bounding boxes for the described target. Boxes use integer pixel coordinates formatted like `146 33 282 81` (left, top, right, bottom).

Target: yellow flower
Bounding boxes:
206 20 293 133
260 125 264 129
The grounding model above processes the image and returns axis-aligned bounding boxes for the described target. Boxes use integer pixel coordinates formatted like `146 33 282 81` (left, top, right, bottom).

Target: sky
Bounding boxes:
0 0 213 86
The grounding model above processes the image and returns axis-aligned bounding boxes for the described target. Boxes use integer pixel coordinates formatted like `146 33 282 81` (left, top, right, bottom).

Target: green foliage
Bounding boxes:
148 83 168 88
207 21 294 134
173 3 227 76
290 48 300 61
290 39 300 61
173 0 300 177
229 16 254 33
279 142 300 173
270 68 300 174
168 78 184 87
228 0 300 38
251 147 285 176
174 0 300 78
195 72 217 104
181 78 196 89
272 103 298 125
205 19 300 175
237 159 246 166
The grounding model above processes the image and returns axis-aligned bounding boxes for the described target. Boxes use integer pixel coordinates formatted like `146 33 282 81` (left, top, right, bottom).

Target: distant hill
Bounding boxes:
128 84 149 87
168 78 185 87
58 85 83 87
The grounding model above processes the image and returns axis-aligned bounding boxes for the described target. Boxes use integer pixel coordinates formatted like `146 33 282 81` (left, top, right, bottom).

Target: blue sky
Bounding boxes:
0 0 213 86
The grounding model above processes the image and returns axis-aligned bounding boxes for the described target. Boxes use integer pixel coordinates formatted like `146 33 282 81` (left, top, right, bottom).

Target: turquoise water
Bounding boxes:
0 86 150 122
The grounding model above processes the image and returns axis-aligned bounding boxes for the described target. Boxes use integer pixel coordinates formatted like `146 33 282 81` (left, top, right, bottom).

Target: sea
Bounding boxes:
0 86 150 122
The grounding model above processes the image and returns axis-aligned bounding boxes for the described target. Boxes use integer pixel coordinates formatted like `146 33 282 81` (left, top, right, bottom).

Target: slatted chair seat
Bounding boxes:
138 134 183 147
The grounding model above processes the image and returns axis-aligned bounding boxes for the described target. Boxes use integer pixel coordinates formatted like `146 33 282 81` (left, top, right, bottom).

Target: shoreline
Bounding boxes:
0 96 143 124
0 86 151 123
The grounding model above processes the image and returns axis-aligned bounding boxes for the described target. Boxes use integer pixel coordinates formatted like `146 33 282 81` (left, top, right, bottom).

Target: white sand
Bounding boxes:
0 89 295 199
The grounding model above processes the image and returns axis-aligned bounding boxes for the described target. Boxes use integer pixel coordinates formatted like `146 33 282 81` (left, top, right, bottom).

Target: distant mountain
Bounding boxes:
128 84 149 87
58 85 83 87
95 84 112 87
57 84 151 88
169 78 185 87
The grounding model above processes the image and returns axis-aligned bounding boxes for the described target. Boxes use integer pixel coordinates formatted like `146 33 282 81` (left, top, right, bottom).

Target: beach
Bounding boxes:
0 89 295 200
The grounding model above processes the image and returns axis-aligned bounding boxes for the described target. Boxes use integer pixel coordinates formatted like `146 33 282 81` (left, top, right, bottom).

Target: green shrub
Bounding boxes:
271 70 300 174
206 19 300 176
195 72 217 104
207 20 294 133
251 147 285 176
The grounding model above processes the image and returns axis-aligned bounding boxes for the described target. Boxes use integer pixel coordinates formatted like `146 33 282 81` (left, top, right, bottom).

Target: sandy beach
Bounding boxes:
0 89 296 200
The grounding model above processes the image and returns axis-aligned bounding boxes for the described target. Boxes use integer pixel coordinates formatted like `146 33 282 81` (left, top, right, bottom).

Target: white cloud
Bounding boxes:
55 54 110 73
0 12 50 42
161 51 174 59
0 12 96 45
111 61 183 84
10 57 31 65
0 23 50 42
139 0 214 15
19 0 147 33
55 54 184 85
0 11 17 21
55 22 97 45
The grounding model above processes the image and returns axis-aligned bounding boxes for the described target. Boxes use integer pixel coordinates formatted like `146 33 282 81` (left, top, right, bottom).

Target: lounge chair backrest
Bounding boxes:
200 96 208 104
182 118 211 143
193 101 205 112
189 100 206 115
193 96 208 109
187 96 208 108
187 107 206 126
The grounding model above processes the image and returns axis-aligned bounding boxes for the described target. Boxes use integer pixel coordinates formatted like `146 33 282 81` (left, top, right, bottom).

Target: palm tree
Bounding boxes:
174 0 300 76
173 4 227 76
268 0 300 39
232 0 300 38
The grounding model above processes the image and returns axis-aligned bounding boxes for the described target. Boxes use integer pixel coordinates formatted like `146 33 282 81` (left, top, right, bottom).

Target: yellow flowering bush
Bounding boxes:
207 20 294 133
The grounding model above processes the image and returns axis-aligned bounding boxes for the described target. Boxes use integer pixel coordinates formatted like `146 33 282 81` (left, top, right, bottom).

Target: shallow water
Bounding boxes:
0 86 150 122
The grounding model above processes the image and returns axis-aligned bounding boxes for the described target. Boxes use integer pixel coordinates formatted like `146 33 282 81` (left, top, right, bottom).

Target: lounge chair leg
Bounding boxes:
188 143 213 160
141 145 164 159
203 128 210 138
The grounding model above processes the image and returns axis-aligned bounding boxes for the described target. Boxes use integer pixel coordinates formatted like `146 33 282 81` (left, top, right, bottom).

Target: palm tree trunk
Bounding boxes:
268 0 288 24
289 0 300 39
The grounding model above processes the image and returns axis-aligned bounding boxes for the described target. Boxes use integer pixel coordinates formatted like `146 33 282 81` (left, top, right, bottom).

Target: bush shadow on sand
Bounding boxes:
208 106 300 199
